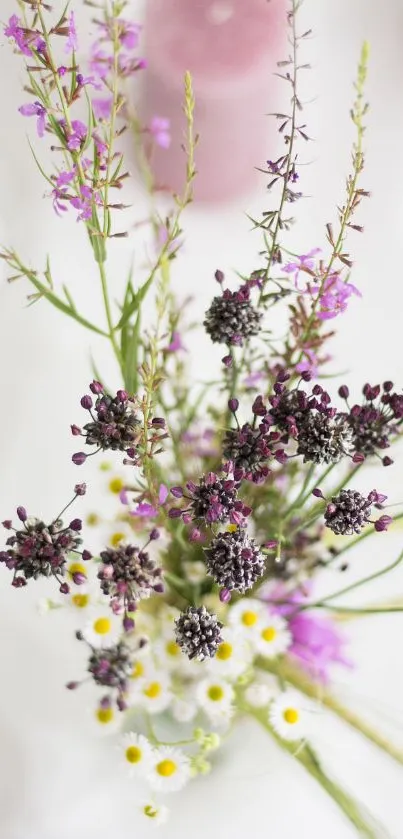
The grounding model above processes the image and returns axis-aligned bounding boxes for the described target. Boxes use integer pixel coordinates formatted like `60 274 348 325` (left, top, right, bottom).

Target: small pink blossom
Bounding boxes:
149 116 171 149
93 95 113 121
65 11 78 54
19 101 47 137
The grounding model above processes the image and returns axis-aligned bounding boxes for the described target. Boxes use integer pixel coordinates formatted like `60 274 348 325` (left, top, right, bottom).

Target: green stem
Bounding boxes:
98 259 122 370
247 706 383 838
257 656 403 766
304 549 403 611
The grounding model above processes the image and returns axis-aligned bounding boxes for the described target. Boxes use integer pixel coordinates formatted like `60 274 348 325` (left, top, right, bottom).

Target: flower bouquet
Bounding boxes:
1 0 403 835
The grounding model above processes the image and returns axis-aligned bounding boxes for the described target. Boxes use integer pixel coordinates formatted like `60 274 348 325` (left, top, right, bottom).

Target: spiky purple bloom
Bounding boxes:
72 382 140 463
0 511 83 591
222 421 278 482
204 530 265 593
169 469 251 527
204 280 262 347
98 541 164 611
324 488 391 536
174 606 223 661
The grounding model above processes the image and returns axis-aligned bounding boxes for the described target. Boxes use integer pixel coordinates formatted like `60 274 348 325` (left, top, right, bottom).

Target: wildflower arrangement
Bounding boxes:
2 0 403 834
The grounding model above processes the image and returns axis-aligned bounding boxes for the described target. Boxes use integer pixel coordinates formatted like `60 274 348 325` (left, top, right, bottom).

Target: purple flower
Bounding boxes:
66 119 88 151
118 20 141 49
268 584 352 684
70 184 102 222
315 274 361 320
93 95 113 121
19 101 47 138
128 484 168 520
65 11 78 54
149 116 171 149
165 331 186 353
282 248 321 287
4 15 32 56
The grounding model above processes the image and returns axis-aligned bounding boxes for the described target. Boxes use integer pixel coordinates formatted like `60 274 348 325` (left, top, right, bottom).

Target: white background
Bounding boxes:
0 1 403 837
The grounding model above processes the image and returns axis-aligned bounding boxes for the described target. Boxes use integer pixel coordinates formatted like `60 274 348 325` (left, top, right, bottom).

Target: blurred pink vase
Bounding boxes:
141 0 286 202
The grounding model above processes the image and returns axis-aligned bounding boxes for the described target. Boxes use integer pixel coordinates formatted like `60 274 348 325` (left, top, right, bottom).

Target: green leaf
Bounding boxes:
23 271 109 337
115 272 155 331
27 138 54 188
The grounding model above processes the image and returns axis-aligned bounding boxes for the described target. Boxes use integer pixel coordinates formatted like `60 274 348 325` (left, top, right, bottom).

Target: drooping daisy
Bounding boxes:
269 691 306 742
139 801 169 826
253 613 292 659
146 746 191 792
183 560 207 585
227 598 266 636
206 628 252 678
196 678 234 722
132 673 172 714
120 732 154 777
83 606 121 648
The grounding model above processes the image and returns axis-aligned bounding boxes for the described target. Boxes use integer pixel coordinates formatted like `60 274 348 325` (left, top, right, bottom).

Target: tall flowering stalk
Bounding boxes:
1 1 403 834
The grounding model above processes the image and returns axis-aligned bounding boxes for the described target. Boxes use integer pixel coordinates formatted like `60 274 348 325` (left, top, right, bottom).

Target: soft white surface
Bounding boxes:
0 1 403 837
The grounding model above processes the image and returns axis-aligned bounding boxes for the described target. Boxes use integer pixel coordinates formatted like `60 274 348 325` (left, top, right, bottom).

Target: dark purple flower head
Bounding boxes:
222 421 275 482
169 469 250 527
344 381 403 463
98 540 163 612
204 279 262 347
174 606 223 661
204 530 265 593
73 383 141 463
0 509 83 591
324 488 391 536
72 639 134 710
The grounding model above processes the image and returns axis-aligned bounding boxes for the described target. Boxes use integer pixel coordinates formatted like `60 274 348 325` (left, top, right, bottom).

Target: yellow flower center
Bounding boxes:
86 512 99 526
96 707 114 724
67 562 86 578
71 593 89 609
125 745 142 764
143 682 162 699
242 610 258 627
227 524 238 533
109 477 124 494
156 759 177 777
207 685 224 702
100 461 111 471
216 642 233 661
144 805 158 819
165 640 180 657
283 708 299 725
261 626 277 643
131 661 145 679
93 617 112 635
110 531 125 547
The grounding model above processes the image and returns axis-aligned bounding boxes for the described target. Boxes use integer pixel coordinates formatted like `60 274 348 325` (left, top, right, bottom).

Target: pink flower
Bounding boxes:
93 95 113 121
282 248 321 288
267 584 352 684
149 117 171 149
165 331 186 353
4 15 31 56
125 484 168 520
316 274 361 320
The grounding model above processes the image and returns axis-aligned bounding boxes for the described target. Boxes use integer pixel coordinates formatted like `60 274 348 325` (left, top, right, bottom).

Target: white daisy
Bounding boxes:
253 613 292 659
83 606 121 648
244 681 275 708
269 691 307 742
206 628 252 678
196 678 234 722
153 637 183 671
140 801 169 826
128 652 154 688
227 598 267 636
91 702 120 735
120 732 154 777
146 746 191 792
132 673 172 714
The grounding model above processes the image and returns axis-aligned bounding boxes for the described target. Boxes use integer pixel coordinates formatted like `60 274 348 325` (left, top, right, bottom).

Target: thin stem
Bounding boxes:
305 549 403 611
246 703 383 837
98 259 122 369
